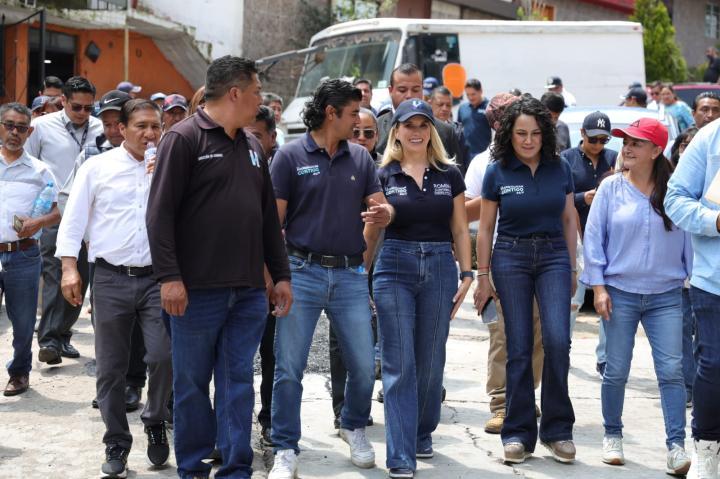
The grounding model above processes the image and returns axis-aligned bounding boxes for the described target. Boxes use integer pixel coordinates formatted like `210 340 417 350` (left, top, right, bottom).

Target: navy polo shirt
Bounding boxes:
560 144 617 232
269 132 381 256
457 98 491 158
481 156 574 237
379 161 465 242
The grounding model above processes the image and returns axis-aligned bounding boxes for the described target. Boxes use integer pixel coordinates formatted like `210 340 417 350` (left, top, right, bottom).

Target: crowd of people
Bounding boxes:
1 54 720 479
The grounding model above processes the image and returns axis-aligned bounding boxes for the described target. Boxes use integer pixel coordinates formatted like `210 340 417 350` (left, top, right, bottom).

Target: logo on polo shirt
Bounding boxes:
385 186 407 196
198 153 223 161
249 150 261 168
296 165 320 176
433 183 452 196
500 185 524 195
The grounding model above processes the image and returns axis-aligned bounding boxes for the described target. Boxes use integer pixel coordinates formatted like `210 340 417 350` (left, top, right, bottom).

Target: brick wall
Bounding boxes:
544 0 627 20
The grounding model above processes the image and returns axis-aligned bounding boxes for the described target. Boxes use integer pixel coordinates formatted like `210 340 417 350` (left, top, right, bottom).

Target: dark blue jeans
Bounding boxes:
681 287 697 401
0 245 42 377
491 236 575 451
689 286 720 441
373 240 456 471
169 287 267 479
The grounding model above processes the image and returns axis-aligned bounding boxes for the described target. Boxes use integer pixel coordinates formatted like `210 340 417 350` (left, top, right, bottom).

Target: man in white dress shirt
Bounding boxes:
26 76 103 365
56 99 171 478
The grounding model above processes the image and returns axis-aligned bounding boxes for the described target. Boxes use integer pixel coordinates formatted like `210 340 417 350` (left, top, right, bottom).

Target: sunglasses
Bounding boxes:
70 103 94 113
1 122 30 134
586 136 610 144
353 128 376 139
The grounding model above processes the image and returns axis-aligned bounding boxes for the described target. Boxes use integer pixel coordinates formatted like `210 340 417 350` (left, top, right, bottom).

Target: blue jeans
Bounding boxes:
596 318 607 365
689 286 720 441
170 287 267 479
602 286 685 449
681 288 697 401
271 257 375 453
0 245 42 377
373 240 456 470
491 236 575 451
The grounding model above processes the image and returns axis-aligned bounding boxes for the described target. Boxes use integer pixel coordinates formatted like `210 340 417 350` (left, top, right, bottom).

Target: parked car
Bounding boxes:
560 106 679 155
673 83 720 107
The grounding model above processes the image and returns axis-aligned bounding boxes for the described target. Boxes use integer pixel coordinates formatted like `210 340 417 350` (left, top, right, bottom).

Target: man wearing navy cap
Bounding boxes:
623 87 648 108
161 94 188 132
545 76 577 106
117 81 142 99
422 76 439 100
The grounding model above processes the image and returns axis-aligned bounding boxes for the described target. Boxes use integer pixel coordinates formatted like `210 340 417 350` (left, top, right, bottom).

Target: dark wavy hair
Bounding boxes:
490 97 558 167
302 79 362 131
669 126 698 168
650 151 674 231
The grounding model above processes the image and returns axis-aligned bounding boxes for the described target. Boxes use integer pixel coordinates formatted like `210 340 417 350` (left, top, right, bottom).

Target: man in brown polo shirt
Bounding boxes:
147 55 292 479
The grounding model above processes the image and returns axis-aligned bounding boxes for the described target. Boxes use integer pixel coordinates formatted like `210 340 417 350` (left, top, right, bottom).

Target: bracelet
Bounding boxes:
477 265 490 270
477 272 489 277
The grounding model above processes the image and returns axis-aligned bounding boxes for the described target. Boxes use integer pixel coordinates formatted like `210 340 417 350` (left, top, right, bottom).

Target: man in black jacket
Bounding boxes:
376 64 467 172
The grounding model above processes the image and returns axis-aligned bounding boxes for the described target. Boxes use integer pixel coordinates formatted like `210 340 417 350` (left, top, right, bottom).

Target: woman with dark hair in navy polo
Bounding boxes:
473 97 578 464
364 99 472 479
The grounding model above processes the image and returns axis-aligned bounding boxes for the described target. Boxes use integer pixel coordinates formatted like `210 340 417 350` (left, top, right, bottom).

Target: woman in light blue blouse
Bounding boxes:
660 84 694 132
581 118 692 475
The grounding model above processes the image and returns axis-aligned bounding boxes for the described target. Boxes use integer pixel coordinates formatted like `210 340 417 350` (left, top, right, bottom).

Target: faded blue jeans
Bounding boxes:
271 256 375 453
373 240 456 471
491 235 575 451
170 287 267 479
602 286 686 449
1 245 41 377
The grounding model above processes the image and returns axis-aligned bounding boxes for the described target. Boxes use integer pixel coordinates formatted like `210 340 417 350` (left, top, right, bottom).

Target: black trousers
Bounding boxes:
258 311 276 429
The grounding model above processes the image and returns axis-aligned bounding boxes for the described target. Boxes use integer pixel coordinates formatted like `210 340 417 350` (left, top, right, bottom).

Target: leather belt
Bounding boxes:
96 257 153 277
0 238 37 253
287 246 363 268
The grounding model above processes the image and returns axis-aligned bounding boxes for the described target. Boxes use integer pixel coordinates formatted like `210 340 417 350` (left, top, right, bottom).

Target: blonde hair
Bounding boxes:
380 120 455 169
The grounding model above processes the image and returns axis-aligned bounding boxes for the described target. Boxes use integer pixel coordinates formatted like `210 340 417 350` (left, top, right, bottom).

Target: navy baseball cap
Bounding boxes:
163 94 188 112
582 111 612 137
545 76 563 89
31 96 50 112
423 76 439 96
392 99 435 126
624 87 648 104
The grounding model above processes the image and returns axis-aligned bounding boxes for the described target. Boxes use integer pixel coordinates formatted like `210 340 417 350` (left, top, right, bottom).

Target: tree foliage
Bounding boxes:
630 0 687 83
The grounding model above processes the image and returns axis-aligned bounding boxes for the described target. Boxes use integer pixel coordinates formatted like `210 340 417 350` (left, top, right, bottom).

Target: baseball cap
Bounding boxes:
582 111 612 137
612 117 669 149
150 92 167 102
628 81 643 89
117 81 142 94
31 96 49 112
623 87 648 104
162 94 189 112
97 90 131 115
545 76 563 89
392 99 435 126
423 77 439 96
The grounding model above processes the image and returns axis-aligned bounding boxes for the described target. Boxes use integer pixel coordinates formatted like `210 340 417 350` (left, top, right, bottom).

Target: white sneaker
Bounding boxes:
667 444 691 476
602 436 625 465
268 449 298 479
688 440 720 479
339 427 375 468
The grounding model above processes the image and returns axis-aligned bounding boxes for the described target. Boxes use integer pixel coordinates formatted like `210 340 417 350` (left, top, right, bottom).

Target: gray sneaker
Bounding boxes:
542 440 576 463
667 444 691 476
339 427 375 469
504 442 531 464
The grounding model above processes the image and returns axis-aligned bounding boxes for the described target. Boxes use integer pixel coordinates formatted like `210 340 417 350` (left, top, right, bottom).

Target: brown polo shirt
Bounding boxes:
146 107 290 289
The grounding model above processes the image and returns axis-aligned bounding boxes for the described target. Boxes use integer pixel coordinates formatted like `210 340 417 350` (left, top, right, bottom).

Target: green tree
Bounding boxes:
630 0 687 83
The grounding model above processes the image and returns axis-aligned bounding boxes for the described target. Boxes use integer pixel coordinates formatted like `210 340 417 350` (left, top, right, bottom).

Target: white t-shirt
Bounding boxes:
464 149 491 199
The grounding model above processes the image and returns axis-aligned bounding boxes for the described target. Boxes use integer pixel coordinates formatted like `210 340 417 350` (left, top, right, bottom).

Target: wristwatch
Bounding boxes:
459 271 475 281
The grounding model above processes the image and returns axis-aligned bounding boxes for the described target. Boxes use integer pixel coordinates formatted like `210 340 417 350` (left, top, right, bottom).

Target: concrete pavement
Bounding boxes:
0 289 691 478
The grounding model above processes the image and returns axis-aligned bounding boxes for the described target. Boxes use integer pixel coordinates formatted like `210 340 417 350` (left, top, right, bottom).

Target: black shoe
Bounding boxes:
92 397 99 409
367 415 374 426
377 388 384 403
38 347 62 365
375 359 382 380
125 386 142 412
596 361 606 377
145 423 169 466
207 448 222 463
101 444 129 478
441 386 447 402
389 467 414 478
261 426 274 446
60 341 80 358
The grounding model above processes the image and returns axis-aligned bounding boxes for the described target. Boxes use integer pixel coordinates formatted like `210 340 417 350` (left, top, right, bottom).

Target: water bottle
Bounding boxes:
144 142 157 175
30 182 55 217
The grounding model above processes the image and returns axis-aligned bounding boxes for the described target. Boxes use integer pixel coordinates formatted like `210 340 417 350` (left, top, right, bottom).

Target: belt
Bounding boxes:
0 238 37 253
287 246 363 268
96 257 153 277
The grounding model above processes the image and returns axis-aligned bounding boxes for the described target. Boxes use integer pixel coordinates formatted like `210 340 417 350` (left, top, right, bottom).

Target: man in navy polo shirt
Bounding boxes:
268 79 393 478
457 78 491 158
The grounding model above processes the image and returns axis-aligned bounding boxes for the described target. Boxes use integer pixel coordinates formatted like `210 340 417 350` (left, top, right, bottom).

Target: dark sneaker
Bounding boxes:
389 467 414 478
261 426 275 446
38 347 61 365
101 444 129 478
125 386 142 412
60 341 80 358
145 423 169 466
376 388 384 403
596 361 606 378
92 397 99 408
416 445 433 459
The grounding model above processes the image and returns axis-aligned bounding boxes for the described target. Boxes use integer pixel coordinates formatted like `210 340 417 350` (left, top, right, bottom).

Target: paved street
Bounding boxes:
0 289 690 478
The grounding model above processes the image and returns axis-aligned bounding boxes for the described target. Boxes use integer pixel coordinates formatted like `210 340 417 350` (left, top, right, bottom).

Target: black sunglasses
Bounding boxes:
70 103 94 113
1 121 30 134
353 128 376 139
587 136 610 145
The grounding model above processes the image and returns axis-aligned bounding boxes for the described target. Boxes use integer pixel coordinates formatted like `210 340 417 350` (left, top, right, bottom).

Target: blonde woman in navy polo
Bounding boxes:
473 97 578 465
365 99 473 479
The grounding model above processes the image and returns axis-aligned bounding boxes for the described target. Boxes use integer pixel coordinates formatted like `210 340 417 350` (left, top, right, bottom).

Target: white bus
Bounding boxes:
280 18 645 138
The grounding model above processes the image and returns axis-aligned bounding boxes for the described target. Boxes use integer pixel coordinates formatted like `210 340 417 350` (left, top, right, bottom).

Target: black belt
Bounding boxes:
96 258 153 277
0 238 37 253
287 246 363 268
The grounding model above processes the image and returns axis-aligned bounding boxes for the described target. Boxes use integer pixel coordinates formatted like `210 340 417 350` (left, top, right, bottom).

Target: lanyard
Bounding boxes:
65 121 89 149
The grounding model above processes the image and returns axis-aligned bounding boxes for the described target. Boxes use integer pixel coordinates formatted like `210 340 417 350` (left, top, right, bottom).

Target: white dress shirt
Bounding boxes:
0 150 58 242
56 144 152 267
25 110 102 188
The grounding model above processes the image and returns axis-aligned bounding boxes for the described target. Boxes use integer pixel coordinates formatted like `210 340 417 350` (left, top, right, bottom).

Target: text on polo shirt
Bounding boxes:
296 165 320 176
500 185 525 195
197 153 223 161
433 183 452 196
384 185 408 196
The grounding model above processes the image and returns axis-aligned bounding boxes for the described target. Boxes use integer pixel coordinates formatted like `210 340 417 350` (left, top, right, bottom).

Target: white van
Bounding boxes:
281 18 645 138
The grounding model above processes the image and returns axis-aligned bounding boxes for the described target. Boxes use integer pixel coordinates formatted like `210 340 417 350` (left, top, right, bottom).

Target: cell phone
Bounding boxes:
481 297 499 324
12 215 24 233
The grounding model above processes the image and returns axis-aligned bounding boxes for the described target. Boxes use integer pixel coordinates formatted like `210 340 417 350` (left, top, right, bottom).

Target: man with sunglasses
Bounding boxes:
25 76 102 366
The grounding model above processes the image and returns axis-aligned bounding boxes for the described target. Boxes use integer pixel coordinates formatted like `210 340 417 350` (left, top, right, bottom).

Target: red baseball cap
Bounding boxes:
611 117 668 149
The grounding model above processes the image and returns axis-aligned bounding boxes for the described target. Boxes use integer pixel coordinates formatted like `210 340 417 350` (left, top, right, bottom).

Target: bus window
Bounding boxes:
403 34 460 82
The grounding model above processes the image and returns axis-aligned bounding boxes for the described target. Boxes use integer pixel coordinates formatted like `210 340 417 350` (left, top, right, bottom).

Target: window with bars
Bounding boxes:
707 3 720 39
